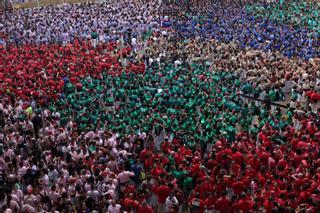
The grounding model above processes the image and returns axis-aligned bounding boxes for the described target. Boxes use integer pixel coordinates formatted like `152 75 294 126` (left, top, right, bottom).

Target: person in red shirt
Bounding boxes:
151 164 168 177
123 193 139 211
298 186 311 204
144 154 154 170
205 192 217 212
263 196 274 213
137 200 154 213
207 153 218 171
231 148 244 165
215 191 231 213
232 178 245 195
139 147 151 163
234 192 254 212
157 182 172 213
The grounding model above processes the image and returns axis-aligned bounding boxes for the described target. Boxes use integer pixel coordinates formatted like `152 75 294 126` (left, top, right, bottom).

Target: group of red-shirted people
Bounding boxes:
0 40 144 102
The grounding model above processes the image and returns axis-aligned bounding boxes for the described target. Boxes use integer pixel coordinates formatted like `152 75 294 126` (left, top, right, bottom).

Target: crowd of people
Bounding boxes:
0 0 320 212
1 40 145 102
1 1 160 45
246 0 320 31
167 6 319 59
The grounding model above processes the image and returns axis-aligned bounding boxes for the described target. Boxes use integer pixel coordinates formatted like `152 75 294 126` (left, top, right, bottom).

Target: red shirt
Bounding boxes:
174 153 184 164
263 200 273 213
157 185 171 204
298 191 311 204
232 151 244 165
137 205 154 213
151 166 167 176
144 157 153 170
123 198 139 210
198 182 214 199
215 197 231 212
232 181 245 195
276 198 286 206
235 198 253 212
247 157 259 171
207 159 218 170
205 196 217 210
139 149 150 162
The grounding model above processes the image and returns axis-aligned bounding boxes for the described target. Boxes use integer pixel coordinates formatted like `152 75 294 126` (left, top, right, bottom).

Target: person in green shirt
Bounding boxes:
91 29 99 48
182 174 193 196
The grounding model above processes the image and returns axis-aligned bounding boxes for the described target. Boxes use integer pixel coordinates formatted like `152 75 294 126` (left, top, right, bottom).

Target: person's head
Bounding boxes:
129 193 134 198
27 185 33 194
141 200 148 207
169 192 174 198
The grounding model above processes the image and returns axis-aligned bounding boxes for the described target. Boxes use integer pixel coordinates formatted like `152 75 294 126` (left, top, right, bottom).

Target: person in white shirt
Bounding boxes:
165 193 179 213
11 185 23 205
174 59 181 68
107 200 121 213
107 156 118 172
117 170 134 184
7 195 20 212
47 185 61 203
23 194 38 208
22 204 35 213
87 185 99 203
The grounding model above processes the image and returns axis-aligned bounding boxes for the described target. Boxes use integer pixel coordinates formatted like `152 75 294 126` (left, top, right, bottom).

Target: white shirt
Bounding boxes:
48 191 60 203
117 171 134 184
22 204 35 213
41 174 49 188
107 204 121 213
165 196 179 212
107 161 118 172
131 38 137 45
174 60 181 67
87 190 99 202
